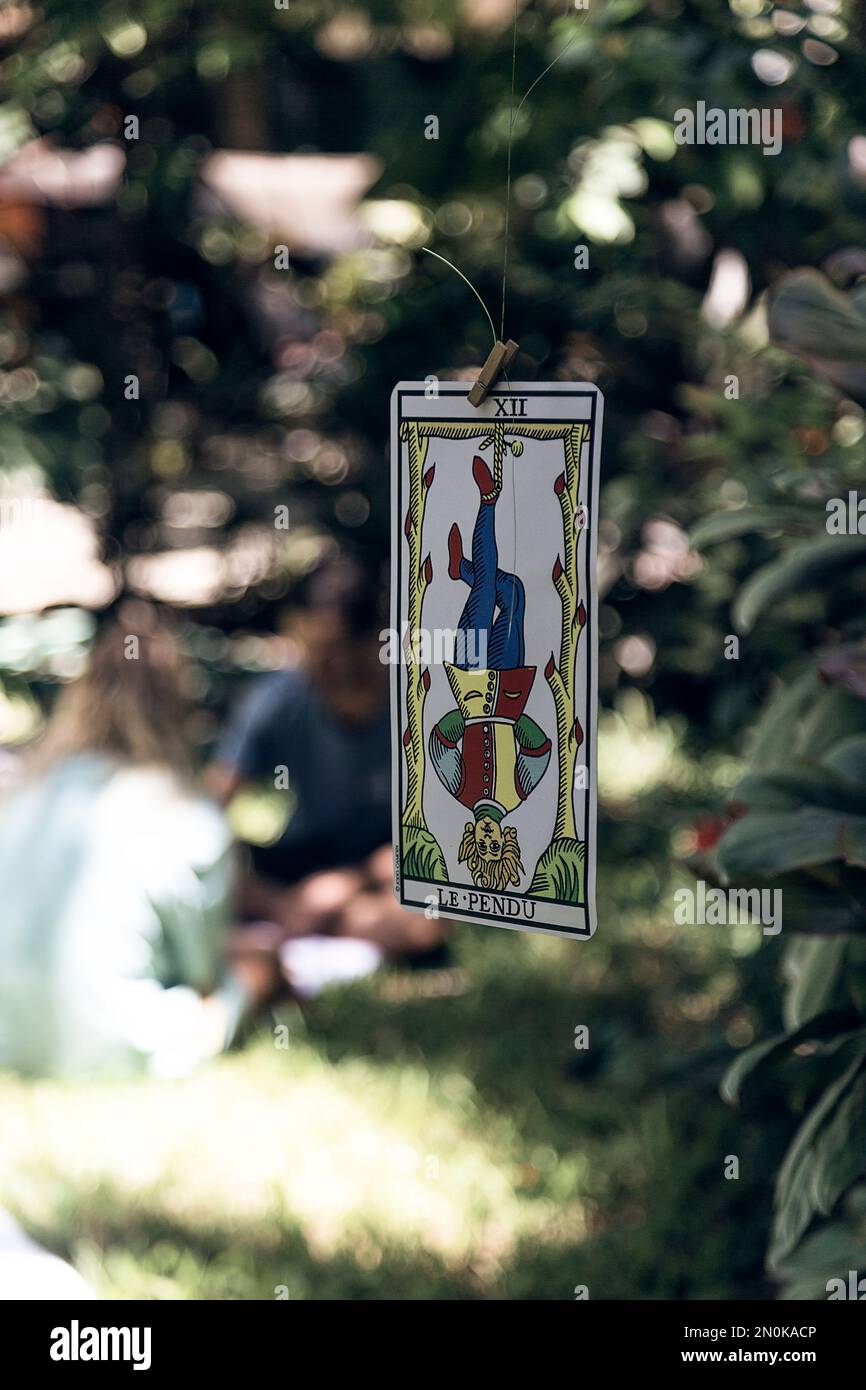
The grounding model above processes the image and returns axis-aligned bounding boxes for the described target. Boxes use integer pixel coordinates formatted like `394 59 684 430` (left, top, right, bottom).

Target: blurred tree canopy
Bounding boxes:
2 0 866 1300
0 0 861 734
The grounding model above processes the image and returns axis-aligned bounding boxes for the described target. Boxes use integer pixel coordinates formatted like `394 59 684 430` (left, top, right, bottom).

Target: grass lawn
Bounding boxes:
0 701 790 1299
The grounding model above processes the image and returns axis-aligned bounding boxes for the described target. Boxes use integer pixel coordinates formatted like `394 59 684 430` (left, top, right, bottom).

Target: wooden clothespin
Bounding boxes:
467 338 519 408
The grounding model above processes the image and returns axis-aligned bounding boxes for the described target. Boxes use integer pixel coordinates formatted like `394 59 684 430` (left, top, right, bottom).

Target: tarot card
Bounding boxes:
390 381 602 939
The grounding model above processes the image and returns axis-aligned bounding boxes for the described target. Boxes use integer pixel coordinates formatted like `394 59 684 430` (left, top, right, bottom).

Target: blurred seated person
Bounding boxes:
208 558 444 957
0 601 274 1079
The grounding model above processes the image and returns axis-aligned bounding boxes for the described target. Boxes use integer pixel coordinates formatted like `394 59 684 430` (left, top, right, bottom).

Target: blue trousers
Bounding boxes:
456 501 525 669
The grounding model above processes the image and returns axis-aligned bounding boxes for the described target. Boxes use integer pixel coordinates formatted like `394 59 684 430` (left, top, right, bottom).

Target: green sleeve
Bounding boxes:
514 713 550 750
434 707 465 745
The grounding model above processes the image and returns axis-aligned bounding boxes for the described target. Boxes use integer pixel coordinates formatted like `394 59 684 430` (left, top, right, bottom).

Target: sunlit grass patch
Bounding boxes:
0 1034 589 1297
0 758 780 1300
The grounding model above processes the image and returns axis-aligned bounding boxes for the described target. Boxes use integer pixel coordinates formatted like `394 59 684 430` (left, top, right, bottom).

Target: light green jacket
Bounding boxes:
0 754 245 1078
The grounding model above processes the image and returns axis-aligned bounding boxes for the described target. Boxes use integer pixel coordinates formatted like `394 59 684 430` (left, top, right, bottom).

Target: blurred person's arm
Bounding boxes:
206 673 296 807
131 782 275 1075
205 759 245 806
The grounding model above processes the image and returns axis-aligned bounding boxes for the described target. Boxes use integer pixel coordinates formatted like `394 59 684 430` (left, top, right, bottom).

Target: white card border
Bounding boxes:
390 381 602 941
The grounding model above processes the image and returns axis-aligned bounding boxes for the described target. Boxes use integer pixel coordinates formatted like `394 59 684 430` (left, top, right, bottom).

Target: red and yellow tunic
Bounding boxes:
429 663 551 819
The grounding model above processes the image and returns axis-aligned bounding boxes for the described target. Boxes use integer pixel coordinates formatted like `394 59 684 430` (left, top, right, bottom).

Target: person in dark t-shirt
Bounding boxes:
209 560 445 956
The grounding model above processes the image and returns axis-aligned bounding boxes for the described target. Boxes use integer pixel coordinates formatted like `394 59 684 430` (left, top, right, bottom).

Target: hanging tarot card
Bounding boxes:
390 381 602 938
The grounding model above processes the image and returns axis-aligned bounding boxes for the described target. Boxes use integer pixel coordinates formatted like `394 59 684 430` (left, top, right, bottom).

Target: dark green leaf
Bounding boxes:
770 1047 866 1268
769 269 866 363
689 506 815 550
733 536 866 633
716 807 863 880
785 936 851 1031
721 1009 864 1106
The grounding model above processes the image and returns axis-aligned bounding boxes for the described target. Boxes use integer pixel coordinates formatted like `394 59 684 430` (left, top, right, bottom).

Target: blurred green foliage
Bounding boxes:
695 259 866 1298
0 0 862 730
1 0 866 1299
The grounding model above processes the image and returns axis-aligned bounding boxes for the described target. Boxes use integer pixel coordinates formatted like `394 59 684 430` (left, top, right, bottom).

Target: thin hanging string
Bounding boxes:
420 5 585 663
500 2 522 658
514 23 582 121
420 246 497 349
500 5 585 345
500 1 520 655
499 10 519 343
422 8 584 354
499 4 585 655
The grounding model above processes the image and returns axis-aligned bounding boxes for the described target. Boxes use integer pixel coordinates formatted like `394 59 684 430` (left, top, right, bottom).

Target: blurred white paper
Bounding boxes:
280 936 383 998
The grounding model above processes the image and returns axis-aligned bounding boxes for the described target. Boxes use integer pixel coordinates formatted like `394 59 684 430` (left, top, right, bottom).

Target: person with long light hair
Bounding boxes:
0 600 271 1078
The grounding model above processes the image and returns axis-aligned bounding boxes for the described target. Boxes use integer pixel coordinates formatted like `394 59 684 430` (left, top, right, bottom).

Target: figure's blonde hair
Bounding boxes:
31 600 193 777
458 820 523 890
